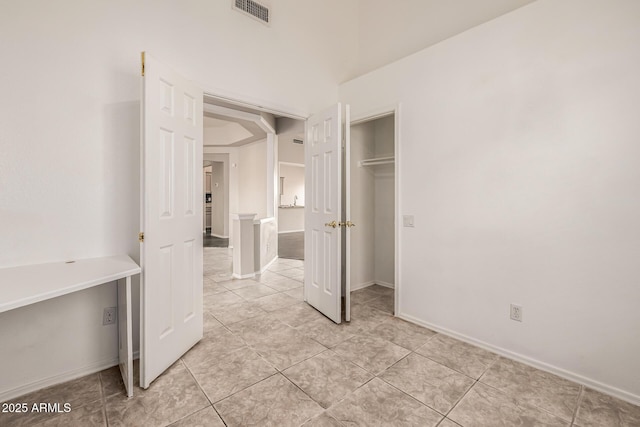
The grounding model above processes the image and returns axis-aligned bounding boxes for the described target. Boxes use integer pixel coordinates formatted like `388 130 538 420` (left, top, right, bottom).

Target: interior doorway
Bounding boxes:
201 98 307 279
277 120 306 260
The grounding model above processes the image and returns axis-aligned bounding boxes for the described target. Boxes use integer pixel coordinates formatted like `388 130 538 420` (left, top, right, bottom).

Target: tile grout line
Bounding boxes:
474 375 575 423
278 371 329 423
206 371 282 419
327 312 460 424
219 310 331 382
372 368 449 423
97 371 110 427
375 347 462 422
371 327 492 423
212 266 464 424
205 296 373 425
442 378 478 421
480 357 584 423
570 385 585 426
413 349 496 383
179 358 229 427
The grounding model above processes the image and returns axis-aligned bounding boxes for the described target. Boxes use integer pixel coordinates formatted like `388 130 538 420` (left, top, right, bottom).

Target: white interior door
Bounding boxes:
305 103 343 323
140 52 204 388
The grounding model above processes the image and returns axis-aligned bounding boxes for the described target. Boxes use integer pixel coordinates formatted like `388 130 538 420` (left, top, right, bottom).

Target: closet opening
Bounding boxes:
347 112 396 317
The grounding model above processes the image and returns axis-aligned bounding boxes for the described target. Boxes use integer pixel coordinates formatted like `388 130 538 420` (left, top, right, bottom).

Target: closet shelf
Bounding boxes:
358 156 395 167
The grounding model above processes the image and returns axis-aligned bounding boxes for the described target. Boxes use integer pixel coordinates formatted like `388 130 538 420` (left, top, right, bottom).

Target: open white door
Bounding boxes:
304 103 346 324
140 52 204 388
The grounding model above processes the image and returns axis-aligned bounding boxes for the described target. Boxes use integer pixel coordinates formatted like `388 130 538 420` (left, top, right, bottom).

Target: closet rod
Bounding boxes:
358 156 395 167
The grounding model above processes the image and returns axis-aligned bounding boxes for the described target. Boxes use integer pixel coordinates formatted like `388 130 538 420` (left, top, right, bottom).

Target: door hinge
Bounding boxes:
138 232 144 243
140 52 145 77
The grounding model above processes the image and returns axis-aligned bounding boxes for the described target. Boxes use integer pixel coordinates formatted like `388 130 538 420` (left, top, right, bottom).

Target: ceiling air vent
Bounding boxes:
233 0 270 25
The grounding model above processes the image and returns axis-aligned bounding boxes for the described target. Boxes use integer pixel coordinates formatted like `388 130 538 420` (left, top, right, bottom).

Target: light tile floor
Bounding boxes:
2 247 640 426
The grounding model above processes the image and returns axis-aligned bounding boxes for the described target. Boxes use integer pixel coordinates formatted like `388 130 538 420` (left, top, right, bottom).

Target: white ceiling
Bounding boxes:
203 116 256 146
203 96 278 148
203 117 233 129
352 0 537 79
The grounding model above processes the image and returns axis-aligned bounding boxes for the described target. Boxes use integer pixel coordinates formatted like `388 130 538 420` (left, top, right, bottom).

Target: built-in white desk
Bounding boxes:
0 255 141 398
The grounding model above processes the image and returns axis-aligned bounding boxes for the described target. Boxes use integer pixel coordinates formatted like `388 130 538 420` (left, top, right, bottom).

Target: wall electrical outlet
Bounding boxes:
403 215 415 227
510 304 523 322
103 307 117 325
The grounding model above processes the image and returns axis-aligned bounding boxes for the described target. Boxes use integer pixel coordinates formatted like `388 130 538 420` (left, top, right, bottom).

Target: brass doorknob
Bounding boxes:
324 221 338 228
346 221 356 228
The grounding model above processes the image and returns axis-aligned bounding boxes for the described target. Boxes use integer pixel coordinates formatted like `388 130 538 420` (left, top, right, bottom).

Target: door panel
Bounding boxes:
141 53 203 388
305 104 342 323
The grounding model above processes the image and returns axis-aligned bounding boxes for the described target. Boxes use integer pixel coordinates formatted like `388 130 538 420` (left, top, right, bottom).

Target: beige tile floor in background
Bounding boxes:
2 247 640 426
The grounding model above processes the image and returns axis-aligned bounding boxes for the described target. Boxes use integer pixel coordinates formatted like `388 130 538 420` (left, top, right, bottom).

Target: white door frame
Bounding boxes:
349 104 401 317
203 92 307 122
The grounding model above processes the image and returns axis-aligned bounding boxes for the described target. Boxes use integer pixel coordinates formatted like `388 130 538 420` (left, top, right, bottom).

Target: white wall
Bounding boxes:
277 208 305 234
373 116 395 287
341 0 640 403
279 164 305 207
0 0 357 399
205 139 274 242
254 218 278 272
277 118 305 164
373 172 394 287
349 122 376 289
278 162 305 233
238 140 268 219
353 0 534 78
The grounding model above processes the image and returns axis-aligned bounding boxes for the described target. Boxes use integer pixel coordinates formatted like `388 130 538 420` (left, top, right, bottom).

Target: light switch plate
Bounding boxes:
403 215 414 227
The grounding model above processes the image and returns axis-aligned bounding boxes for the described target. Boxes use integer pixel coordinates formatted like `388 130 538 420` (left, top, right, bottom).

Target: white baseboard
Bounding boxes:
0 356 119 402
210 233 228 238
374 281 395 289
232 272 255 279
258 256 278 274
350 281 375 291
397 311 640 406
278 229 304 234
351 281 395 291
